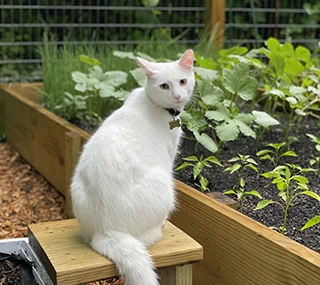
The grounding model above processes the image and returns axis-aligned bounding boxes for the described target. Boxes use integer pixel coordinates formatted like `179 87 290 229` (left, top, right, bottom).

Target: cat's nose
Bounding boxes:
174 95 181 101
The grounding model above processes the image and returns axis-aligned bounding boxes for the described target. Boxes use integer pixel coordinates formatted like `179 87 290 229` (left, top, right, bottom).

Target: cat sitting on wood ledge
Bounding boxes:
71 49 195 285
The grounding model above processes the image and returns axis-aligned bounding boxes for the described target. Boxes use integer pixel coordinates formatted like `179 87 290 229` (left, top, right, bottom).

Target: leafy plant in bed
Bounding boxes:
41 39 320 252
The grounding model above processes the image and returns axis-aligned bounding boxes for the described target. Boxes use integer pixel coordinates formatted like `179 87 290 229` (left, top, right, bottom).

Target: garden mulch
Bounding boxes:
0 142 123 285
175 116 320 253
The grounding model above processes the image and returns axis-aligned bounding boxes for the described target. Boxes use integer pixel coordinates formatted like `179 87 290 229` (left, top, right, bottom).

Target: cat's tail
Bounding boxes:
90 231 159 285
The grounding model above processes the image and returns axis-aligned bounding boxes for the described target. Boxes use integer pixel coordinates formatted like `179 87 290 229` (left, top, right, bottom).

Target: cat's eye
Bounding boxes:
180 79 187 86
160 83 170 90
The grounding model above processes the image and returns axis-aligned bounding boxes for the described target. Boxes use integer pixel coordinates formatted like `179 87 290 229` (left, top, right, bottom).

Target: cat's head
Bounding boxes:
137 49 195 110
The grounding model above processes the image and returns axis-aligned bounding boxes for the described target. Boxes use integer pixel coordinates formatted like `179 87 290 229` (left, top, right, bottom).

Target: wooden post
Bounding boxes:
64 132 81 218
205 0 226 49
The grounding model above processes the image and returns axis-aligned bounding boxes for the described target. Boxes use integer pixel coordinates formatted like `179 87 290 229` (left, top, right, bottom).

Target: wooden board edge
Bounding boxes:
0 87 91 141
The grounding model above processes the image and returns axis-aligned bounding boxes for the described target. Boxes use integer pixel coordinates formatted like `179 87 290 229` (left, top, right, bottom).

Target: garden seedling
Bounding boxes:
256 142 297 167
306 133 320 172
255 164 320 234
223 154 262 212
175 155 222 192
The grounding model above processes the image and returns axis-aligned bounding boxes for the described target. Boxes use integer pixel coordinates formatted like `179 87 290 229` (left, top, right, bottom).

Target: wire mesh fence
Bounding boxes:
225 0 320 51
0 0 319 82
0 0 205 81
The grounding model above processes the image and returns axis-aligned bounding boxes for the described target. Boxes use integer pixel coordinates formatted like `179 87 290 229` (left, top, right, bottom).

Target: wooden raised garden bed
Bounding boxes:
1 83 319 285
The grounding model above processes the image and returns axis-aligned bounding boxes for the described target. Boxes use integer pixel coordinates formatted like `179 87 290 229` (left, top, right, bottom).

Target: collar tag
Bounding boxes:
166 108 181 130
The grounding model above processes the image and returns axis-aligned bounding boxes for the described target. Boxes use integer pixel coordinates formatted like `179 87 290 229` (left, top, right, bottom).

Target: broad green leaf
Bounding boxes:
99 84 116 98
130 68 146 86
246 158 258 165
205 156 223 167
297 182 309 191
295 46 311 62
267 143 285 150
72 71 88 84
205 104 230 121
175 162 192 171
194 132 219 154
301 216 320 230
248 163 259 172
260 154 272 160
284 59 305 76
262 171 278 178
245 190 262 199
254 200 274 210
216 119 239 141
193 162 204 180
219 46 248 56
179 110 193 124
289 86 306 96
266 37 280 52
224 189 236 195
201 86 224 106
194 67 219 81
186 117 208 133
280 43 294 57
264 89 285 99
235 113 255 124
228 156 241 162
257 149 273 156
237 77 258 101
276 181 287 191
103 71 128 87
234 118 256 139
79 55 101 66
271 55 285 76
199 176 209 191
225 163 241 174
240 177 245 188
182 156 199 162
285 97 298 105
282 150 298 157
110 89 130 101
299 191 320 202
113 50 136 60
222 63 257 100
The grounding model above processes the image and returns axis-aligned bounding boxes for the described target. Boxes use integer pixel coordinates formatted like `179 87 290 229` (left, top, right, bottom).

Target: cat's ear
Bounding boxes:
178 49 194 70
137 57 156 78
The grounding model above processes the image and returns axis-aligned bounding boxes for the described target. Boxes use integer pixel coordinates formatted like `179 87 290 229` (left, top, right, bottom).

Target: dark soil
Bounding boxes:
0 253 38 285
174 116 320 253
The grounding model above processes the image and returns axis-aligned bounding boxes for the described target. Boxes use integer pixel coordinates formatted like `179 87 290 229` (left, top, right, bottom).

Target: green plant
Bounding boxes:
223 154 261 212
175 155 222 192
256 142 297 167
306 133 320 172
181 62 279 154
255 164 320 234
47 55 129 127
301 215 320 231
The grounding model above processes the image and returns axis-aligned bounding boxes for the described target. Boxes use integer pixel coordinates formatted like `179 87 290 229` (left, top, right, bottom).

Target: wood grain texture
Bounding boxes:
28 219 203 285
205 0 226 49
64 132 81 218
0 85 89 196
170 180 320 285
176 264 192 285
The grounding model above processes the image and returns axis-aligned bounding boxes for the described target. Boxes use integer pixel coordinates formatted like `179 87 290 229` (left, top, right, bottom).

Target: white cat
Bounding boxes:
71 49 195 285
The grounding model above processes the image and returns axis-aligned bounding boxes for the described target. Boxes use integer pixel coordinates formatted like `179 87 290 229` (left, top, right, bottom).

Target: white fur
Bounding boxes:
71 50 195 285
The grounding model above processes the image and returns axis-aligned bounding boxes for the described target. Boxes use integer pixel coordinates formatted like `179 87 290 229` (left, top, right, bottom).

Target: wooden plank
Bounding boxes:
0 86 90 196
205 0 226 49
170 180 320 285
64 132 82 218
28 220 203 285
176 264 192 285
